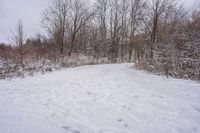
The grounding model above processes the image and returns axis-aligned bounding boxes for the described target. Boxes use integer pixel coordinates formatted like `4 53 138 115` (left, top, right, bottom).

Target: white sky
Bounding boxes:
0 0 196 43
0 0 48 43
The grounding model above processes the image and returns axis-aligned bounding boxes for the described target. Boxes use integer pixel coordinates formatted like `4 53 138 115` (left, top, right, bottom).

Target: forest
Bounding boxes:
0 0 200 80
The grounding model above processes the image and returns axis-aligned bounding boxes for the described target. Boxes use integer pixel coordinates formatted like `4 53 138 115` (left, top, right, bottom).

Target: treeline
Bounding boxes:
0 0 200 80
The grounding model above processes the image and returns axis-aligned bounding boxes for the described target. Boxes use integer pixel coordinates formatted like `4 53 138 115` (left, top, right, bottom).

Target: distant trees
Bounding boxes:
42 0 92 57
0 0 199 80
91 0 146 62
41 0 147 62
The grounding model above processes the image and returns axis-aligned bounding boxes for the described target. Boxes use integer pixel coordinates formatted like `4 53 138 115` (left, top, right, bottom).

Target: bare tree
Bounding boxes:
108 0 122 63
12 19 24 68
42 0 70 56
67 0 92 57
94 0 109 59
95 0 108 41
144 0 175 59
128 0 145 62
119 0 129 62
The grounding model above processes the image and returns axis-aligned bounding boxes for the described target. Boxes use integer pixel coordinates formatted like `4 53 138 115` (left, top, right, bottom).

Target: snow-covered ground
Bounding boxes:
0 64 200 133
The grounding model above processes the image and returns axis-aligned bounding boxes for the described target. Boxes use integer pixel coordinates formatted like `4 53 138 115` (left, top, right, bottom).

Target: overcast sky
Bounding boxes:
0 0 48 43
0 0 196 43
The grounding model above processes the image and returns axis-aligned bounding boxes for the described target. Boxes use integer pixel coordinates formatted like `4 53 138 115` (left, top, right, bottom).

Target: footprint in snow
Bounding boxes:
117 118 123 122
87 91 91 95
160 96 164 99
123 105 131 110
151 94 164 99
62 126 80 133
192 105 200 113
133 95 139 99
124 123 128 128
117 118 129 128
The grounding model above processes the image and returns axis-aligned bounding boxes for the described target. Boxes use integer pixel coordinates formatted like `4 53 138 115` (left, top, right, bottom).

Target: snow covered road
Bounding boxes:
0 64 200 133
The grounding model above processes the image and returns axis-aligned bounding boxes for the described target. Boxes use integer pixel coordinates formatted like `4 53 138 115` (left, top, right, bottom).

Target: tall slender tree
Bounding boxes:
12 19 24 68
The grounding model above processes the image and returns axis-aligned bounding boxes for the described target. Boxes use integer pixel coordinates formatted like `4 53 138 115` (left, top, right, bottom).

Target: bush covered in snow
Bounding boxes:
0 55 110 80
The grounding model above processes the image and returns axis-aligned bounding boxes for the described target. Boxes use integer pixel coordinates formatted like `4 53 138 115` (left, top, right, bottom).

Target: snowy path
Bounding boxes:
0 64 200 133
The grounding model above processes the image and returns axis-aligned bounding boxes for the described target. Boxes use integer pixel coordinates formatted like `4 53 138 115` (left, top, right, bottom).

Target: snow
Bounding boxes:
0 63 200 133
